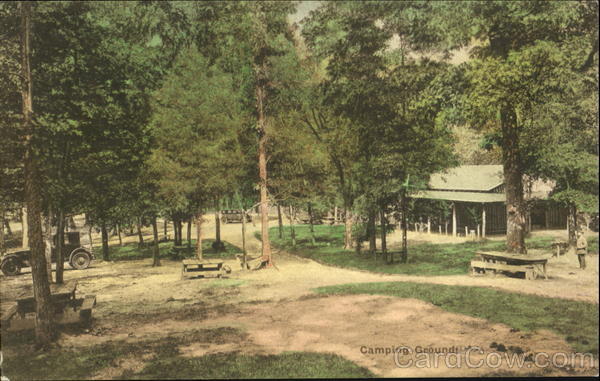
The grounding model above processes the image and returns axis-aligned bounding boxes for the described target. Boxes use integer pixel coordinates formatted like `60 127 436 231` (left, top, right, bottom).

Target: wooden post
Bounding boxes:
465 225 468 237
452 203 457 237
482 204 486 238
427 217 431 234
477 224 480 239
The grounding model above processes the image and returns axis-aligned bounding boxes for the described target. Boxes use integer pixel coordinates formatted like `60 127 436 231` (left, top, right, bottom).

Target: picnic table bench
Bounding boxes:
181 259 231 279
1 280 96 332
470 251 551 280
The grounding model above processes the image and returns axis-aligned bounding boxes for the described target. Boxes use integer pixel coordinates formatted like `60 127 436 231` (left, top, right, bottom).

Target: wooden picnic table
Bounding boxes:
551 240 568 257
181 259 230 279
15 280 78 316
1 280 96 332
471 251 551 280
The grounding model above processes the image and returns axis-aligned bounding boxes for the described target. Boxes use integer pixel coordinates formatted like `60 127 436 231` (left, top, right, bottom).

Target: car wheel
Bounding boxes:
1 257 22 276
70 251 91 270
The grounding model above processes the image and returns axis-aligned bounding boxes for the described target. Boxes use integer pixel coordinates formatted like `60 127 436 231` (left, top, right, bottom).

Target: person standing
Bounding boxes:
576 231 587 269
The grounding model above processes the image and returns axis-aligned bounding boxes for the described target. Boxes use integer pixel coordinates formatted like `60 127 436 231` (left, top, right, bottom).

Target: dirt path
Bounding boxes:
1 220 598 377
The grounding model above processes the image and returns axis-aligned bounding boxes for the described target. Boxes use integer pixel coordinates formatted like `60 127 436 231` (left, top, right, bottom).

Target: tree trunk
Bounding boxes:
567 203 577 249
116 223 122 246
101 222 109 261
235 195 248 267
215 210 221 243
172 219 177 244
5 215 12 236
289 205 296 247
355 227 363 255
258 131 271 264
344 208 353 249
501 106 527 254
163 219 167 239
177 220 183 246
55 209 65 284
88 223 94 253
152 217 160 267
195 213 203 260
187 218 192 249
400 194 408 263
20 1 54 346
368 210 376 256
241 209 247 268
255 39 272 267
22 207 28 248
277 204 283 239
137 218 144 246
380 208 387 259
43 213 53 284
0 204 5 255
308 202 316 245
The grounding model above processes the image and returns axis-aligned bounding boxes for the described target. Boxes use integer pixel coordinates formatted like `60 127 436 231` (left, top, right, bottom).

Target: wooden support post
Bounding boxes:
482 204 486 238
427 217 431 234
452 203 457 237
465 225 468 237
477 224 480 239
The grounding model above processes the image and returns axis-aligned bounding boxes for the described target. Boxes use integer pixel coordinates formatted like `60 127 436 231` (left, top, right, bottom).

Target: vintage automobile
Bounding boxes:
1 231 94 276
220 210 252 224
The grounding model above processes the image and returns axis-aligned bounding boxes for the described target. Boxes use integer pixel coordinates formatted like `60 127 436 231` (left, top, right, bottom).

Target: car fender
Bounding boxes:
69 248 93 262
1 254 23 266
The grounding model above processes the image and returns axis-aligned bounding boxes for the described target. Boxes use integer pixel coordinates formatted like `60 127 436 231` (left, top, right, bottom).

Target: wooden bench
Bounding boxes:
470 260 536 280
1 303 18 330
181 259 230 279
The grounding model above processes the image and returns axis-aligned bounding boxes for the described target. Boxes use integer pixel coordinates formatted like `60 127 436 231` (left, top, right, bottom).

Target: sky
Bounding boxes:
287 1 470 65
288 1 321 25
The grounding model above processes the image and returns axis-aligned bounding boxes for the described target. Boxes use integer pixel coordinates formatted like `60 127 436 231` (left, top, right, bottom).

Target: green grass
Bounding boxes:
132 352 374 379
589 235 599 255
267 225 580 276
2 327 372 380
94 239 242 261
314 281 599 355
